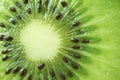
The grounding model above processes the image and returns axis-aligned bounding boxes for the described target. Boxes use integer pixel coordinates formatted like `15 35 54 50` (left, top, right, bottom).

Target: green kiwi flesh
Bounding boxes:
0 0 120 80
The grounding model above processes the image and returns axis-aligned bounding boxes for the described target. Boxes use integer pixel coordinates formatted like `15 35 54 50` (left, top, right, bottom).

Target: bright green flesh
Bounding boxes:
0 0 120 80
80 0 120 80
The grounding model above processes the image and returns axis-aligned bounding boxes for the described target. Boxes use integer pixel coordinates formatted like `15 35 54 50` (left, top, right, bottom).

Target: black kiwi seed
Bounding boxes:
4 36 13 41
49 68 55 77
15 1 21 8
74 53 81 59
28 74 32 80
67 71 73 77
2 49 10 54
0 23 5 28
59 73 65 80
55 13 62 20
71 63 78 69
72 21 80 27
23 0 28 4
9 7 16 12
72 45 80 49
9 18 16 25
82 39 90 43
61 1 67 7
20 68 27 76
0 35 4 41
13 67 21 73
26 8 32 14
2 55 9 61
63 57 69 63
5 68 12 74
71 38 79 43
38 63 45 70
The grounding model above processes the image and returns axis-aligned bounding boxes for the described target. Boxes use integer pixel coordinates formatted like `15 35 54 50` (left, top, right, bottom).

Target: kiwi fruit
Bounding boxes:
0 0 120 80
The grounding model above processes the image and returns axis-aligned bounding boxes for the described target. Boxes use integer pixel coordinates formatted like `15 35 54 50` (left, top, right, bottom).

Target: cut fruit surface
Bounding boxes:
20 19 61 61
0 0 120 80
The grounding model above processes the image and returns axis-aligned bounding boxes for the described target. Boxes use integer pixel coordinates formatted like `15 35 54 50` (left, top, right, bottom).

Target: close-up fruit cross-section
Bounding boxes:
0 0 120 80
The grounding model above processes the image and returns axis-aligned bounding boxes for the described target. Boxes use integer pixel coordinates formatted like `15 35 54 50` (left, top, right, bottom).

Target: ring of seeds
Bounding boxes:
0 0 91 80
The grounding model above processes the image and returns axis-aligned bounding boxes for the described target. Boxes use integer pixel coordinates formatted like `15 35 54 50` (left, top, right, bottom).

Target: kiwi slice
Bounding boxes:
0 0 120 80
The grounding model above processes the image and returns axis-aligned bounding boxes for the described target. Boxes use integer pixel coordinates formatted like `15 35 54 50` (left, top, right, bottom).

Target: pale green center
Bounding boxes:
19 19 61 61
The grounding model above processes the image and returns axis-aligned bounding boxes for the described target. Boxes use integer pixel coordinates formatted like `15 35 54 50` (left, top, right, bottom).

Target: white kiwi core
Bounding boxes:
19 19 61 61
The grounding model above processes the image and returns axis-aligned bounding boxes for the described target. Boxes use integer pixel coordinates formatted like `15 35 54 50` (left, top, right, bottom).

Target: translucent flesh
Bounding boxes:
0 0 120 80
